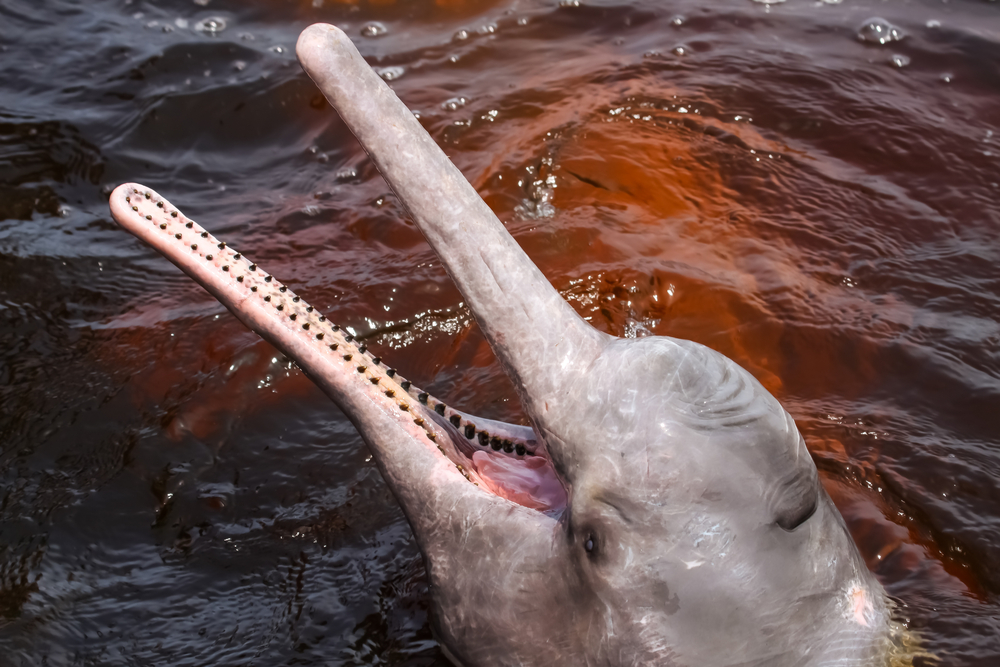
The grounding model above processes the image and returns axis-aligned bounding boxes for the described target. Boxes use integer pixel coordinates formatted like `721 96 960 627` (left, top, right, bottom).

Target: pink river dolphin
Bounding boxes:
109 23 918 667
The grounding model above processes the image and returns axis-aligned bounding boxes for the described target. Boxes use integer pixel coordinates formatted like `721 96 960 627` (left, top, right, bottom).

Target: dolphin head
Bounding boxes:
109 22 904 667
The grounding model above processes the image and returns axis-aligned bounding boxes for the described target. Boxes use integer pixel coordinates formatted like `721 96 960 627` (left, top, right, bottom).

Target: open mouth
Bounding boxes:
112 184 568 515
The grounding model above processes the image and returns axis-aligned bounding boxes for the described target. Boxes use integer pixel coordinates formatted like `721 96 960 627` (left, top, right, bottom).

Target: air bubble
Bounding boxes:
890 54 910 68
361 22 387 38
195 17 227 34
442 96 468 111
857 18 904 45
377 66 405 81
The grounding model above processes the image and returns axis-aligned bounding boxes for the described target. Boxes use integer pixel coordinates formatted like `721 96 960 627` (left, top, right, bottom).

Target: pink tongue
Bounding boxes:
472 451 567 511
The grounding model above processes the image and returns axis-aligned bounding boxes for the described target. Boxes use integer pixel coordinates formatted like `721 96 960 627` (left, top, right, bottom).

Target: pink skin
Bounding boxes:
109 183 567 515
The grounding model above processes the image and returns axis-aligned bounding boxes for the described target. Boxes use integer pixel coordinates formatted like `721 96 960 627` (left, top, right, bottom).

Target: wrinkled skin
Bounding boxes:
109 23 903 667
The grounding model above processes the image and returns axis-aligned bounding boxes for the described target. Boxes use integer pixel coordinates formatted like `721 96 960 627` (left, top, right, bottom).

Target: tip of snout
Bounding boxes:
109 182 149 232
296 23 350 75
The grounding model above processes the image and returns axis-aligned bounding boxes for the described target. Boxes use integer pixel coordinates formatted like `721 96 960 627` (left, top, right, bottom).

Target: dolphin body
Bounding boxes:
109 23 904 667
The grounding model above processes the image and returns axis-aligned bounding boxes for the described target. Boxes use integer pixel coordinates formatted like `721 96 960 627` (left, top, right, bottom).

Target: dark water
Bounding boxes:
1 0 999 663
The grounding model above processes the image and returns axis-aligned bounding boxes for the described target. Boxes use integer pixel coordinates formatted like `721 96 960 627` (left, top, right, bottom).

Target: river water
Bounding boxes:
1 0 998 664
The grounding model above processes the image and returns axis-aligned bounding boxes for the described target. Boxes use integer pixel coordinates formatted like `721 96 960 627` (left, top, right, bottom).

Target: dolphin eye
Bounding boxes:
584 536 595 554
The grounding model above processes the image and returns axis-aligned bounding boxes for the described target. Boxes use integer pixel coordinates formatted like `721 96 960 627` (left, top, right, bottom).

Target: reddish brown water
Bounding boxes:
1 0 999 664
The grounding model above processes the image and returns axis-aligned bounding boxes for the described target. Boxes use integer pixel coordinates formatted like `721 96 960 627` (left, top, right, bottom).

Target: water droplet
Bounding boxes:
820 0 843 4
857 18 905 45
559 0 580 6
672 45 687 56
751 0 786 5
361 22 387 38
336 167 357 181
477 23 497 35
941 73 953 83
233 60 246 72
442 96 468 111
670 15 684 26
377 66 405 81
195 17 227 34
926 20 941 29
453 29 469 41
193 0 210 6
890 54 910 68
175 18 189 29
269 45 285 54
